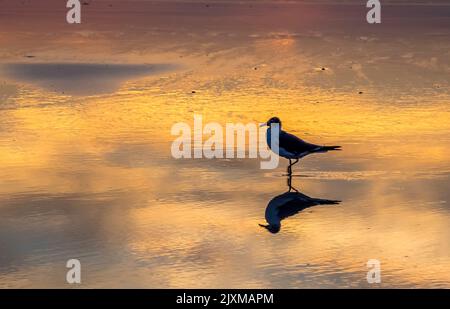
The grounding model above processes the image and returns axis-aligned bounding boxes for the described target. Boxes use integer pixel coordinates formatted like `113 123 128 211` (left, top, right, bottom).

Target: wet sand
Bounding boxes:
0 0 449 288
1 63 177 95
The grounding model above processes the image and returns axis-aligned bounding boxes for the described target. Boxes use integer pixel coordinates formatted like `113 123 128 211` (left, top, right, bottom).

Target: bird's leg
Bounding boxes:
287 173 292 190
290 159 299 174
287 159 292 176
290 159 300 191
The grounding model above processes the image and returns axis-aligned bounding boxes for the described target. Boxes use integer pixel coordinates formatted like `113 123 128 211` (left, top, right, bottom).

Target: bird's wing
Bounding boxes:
277 199 314 220
277 195 340 220
279 130 321 154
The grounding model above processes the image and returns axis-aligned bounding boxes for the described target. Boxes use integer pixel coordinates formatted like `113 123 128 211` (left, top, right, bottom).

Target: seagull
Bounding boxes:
261 117 341 175
259 183 340 233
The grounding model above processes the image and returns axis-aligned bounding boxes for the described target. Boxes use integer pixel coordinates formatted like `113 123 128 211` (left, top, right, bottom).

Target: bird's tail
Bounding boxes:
320 145 341 151
313 198 341 205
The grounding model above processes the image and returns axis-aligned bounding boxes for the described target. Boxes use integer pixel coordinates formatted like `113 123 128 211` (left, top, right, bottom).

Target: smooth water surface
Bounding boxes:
0 1 449 288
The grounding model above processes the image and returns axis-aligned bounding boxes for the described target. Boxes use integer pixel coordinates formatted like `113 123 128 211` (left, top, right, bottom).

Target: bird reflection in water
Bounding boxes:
259 176 341 234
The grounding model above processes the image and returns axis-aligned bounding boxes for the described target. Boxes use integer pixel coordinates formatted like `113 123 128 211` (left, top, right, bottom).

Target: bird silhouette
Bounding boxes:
259 176 341 234
261 117 341 175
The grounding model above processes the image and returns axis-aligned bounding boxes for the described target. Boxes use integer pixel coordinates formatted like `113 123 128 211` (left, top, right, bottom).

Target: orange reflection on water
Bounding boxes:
0 0 450 288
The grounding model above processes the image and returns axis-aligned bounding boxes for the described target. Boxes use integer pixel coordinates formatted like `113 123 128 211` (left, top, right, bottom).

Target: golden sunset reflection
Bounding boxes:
0 0 449 288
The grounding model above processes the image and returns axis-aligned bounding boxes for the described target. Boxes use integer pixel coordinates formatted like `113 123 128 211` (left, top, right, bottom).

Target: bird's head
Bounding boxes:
260 117 282 128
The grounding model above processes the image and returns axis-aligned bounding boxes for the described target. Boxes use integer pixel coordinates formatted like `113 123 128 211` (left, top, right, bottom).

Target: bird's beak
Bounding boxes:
259 122 267 127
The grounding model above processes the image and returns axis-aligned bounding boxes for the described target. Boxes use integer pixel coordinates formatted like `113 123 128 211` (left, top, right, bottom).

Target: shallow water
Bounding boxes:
0 1 449 288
